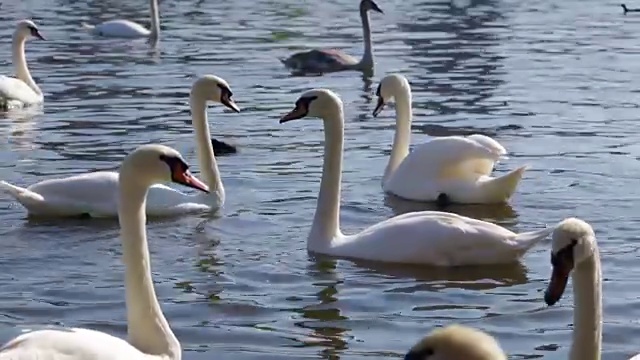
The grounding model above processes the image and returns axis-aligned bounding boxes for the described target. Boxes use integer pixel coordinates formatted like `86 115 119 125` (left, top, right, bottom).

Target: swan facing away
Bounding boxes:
0 74 238 217
82 0 159 39
405 324 507 360
0 20 45 110
373 74 527 205
0 144 207 360
278 88 552 265
279 0 383 75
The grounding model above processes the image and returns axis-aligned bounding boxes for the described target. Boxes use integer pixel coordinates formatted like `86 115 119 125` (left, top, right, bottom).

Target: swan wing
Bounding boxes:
464 134 507 176
334 211 550 265
0 328 150 359
384 136 504 200
4 171 120 217
281 49 358 73
0 76 40 106
145 184 215 216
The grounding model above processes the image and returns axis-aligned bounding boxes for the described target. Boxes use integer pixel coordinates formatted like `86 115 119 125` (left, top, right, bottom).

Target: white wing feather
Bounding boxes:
0 328 152 359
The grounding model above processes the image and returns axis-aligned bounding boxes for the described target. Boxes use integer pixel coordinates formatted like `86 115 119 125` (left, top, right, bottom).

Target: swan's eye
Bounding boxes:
295 95 317 109
159 154 189 172
217 84 233 98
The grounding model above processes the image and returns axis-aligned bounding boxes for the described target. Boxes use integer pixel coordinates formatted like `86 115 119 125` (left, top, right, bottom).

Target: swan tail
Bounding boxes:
81 22 95 30
512 226 555 252
477 165 528 203
0 181 45 207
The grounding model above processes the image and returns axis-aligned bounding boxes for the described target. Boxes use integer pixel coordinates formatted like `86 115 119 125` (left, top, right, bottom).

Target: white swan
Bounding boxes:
278 88 552 265
0 20 45 110
0 144 208 359
545 217 640 360
0 75 238 217
373 74 527 204
82 0 159 40
405 324 507 360
279 0 383 74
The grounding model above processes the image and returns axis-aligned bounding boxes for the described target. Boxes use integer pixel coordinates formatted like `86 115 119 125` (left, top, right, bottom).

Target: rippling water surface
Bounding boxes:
0 0 639 358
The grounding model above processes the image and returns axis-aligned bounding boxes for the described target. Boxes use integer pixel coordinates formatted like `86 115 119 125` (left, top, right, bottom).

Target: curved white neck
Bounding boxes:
189 95 224 201
383 88 412 184
357 8 374 68
149 0 160 40
309 111 344 248
118 177 180 359
12 35 41 97
570 247 602 360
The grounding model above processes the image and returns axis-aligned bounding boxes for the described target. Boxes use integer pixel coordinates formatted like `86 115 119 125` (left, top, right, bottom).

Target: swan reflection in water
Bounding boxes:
0 105 42 151
293 255 528 358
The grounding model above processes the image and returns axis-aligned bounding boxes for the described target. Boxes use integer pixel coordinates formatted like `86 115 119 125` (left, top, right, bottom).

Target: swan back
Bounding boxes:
544 217 597 306
14 20 45 41
191 75 240 112
280 89 343 123
405 324 507 360
120 144 209 193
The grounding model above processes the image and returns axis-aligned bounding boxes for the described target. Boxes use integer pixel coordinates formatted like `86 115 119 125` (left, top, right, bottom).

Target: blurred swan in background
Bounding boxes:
82 0 160 40
0 20 45 110
280 0 383 75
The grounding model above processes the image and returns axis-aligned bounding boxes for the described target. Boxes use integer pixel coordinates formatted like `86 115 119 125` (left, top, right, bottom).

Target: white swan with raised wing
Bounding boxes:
278 88 552 265
0 75 238 217
82 0 160 40
0 20 45 110
0 144 209 359
373 74 526 204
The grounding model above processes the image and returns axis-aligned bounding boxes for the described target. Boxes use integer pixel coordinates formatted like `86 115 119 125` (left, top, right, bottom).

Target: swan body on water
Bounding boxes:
405 324 507 360
0 75 239 217
280 0 383 74
0 144 209 360
82 0 159 39
374 74 527 204
0 20 45 110
278 88 552 265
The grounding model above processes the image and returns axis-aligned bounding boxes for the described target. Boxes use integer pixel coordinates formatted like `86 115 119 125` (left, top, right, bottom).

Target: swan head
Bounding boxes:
279 88 343 123
191 75 240 113
121 144 209 193
14 20 45 41
373 74 410 117
360 0 384 13
405 324 507 360
544 217 597 306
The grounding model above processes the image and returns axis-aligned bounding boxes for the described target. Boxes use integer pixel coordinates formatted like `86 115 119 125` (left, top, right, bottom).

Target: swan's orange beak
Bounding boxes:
280 105 307 123
544 242 576 306
172 169 209 193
